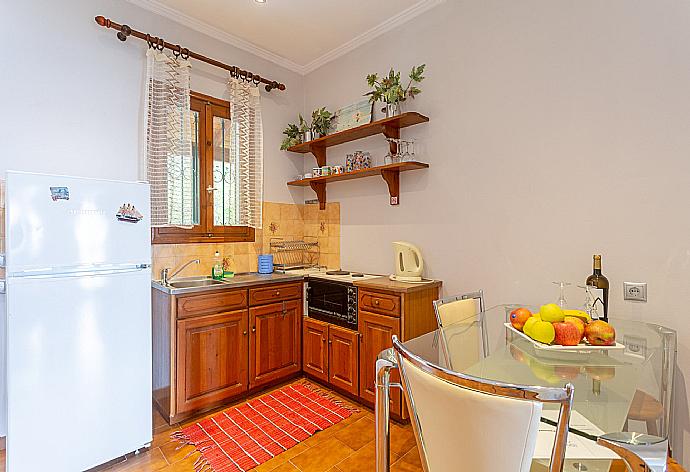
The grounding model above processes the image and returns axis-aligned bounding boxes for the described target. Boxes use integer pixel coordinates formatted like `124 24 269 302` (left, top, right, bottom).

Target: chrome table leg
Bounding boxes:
376 355 396 472
597 432 669 472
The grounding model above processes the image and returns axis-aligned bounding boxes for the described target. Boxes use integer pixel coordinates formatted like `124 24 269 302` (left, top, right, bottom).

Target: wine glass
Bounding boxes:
384 139 394 165
401 140 412 162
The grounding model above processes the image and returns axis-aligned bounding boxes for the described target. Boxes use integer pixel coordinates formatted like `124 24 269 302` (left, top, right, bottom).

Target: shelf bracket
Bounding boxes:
382 124 400 156
380 169 400 205
309 181 327 210
309 144 327 168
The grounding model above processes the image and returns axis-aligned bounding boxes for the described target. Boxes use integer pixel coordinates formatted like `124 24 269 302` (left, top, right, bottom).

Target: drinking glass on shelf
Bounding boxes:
401 140 412 162
384 139 394 165
409 140 416 161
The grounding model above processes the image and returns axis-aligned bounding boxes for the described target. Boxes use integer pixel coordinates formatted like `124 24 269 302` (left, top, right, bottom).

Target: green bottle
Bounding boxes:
212 251 224 280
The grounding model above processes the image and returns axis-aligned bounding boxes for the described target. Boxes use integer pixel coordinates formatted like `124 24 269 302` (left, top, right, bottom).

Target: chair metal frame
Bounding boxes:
432 290 489 367
392 335 575 472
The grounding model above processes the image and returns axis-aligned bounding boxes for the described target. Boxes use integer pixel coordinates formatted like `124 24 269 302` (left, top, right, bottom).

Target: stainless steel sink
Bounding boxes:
167 278 226 288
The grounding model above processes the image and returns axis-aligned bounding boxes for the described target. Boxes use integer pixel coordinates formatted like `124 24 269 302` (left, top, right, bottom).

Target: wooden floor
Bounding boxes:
0 379 419 472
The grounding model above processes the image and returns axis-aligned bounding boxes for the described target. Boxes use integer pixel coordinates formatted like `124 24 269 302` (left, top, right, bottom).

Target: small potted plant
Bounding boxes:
311 107 333 138
365 64 426 117
280 121 302 150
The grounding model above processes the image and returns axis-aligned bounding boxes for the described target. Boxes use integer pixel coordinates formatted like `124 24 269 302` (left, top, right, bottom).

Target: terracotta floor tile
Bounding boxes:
389 423 417 457
334 441 399 472
107 448 169 472
289 437 355 472
266 462 301 472
396 447 423 469
334 417 376 451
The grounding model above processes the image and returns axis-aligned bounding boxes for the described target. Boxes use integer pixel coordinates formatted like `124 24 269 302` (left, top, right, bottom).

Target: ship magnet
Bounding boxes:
116 203 143 223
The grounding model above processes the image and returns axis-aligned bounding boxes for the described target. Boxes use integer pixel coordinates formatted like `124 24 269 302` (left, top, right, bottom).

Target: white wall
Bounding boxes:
304 0 690 463
1 0 306 204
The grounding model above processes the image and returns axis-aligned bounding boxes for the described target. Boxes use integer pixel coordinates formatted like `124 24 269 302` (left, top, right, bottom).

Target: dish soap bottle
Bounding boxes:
212 251 223 280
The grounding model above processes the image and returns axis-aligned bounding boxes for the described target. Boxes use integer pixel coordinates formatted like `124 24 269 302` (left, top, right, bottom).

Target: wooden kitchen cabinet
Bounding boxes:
303 318 329 382
328 325 359 396
152 279 304 424
249 299 302 389
176 310 248 414
355 277 442 419
302 319 360 396
358 310 401 412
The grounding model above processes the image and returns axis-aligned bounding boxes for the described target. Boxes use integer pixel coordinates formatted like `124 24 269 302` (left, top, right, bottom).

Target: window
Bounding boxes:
152 91 255 244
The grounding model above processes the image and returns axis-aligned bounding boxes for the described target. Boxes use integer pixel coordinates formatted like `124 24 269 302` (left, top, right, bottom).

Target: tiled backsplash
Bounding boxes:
151 201 340 279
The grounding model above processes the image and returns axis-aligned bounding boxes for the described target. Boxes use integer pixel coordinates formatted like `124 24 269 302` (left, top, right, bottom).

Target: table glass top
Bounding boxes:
397 304 676 441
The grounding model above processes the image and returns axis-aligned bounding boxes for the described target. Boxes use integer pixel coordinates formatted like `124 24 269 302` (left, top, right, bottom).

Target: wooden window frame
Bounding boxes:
152 91 255 244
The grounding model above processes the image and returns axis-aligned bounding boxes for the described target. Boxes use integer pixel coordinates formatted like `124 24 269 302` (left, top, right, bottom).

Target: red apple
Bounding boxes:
585 320 616 346
509 307 532 331
563 316 586 341
553 322 581 346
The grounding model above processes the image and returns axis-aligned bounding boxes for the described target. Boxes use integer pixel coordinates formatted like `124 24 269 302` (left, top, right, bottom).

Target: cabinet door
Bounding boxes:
329 326 359 396
303 318 329 382
358 310 401 415
176 310 248 414
250 300 301 388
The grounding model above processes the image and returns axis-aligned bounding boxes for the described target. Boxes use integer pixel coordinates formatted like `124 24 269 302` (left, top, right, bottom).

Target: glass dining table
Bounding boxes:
374 304 677 471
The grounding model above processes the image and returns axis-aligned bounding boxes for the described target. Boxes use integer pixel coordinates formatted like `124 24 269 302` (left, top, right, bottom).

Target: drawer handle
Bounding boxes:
322 337 326 343
328 340 332 345
275 291 281 296
243 330 247 336
251 326 256 333
374 299 380 305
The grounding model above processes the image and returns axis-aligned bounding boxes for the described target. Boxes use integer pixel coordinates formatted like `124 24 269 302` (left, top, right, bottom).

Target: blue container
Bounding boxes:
258 254 274 274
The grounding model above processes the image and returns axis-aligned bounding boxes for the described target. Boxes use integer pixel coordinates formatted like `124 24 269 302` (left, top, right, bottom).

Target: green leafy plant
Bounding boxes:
311 107 333 136
365 64 426 104
280 122 301 150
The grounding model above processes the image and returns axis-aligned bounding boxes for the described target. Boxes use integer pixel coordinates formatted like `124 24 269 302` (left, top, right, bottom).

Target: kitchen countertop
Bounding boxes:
353 276 442 293
151 272 305 295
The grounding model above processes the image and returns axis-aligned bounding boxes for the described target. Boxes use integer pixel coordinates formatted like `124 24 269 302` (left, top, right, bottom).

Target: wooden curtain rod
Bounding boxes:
94 16 286 92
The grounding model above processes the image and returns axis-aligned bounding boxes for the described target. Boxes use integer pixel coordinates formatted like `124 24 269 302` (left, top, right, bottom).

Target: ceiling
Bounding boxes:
127 0 444 74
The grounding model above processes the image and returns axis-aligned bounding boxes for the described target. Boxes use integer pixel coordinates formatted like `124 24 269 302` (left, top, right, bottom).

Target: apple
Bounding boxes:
553 322 581 346
585 320 616 346
509 307 532 331
563 316 586 340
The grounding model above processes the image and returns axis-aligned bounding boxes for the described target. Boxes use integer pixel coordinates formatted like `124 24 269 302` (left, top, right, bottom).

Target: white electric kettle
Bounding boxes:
390 241 424 282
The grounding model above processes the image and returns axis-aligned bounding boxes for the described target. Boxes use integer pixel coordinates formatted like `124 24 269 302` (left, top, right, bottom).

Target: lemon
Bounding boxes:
523 317 539 337
539 304 565 323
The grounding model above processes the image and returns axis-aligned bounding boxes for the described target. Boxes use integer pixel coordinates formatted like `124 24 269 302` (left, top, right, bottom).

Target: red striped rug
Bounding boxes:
171 382 355 471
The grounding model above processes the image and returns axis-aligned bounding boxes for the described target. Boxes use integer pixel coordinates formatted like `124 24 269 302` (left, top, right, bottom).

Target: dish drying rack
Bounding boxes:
269 238 320 271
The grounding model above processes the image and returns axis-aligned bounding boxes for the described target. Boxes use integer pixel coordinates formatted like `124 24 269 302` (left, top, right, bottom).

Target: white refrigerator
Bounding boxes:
3 171 152 471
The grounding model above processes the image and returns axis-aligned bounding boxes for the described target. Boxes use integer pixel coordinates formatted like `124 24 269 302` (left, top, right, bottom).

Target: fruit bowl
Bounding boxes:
504 323 625 351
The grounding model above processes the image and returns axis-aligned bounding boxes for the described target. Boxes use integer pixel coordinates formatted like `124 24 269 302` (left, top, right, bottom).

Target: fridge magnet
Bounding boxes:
49 186 70 201
116 203 143 223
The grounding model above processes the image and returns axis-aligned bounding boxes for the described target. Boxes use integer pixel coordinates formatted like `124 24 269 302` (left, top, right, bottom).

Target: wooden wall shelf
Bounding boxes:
286 111 430 209
287 112 429 167
287 162 429 209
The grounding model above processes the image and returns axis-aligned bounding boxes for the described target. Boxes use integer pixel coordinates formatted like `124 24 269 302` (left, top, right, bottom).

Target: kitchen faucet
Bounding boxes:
161 259 200 285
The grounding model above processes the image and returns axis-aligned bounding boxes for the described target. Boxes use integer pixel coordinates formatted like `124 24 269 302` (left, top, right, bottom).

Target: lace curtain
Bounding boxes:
142 49 194 227
227 77 263 229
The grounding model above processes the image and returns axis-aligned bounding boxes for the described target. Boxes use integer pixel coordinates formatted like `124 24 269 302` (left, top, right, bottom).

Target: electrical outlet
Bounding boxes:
623 282 647 302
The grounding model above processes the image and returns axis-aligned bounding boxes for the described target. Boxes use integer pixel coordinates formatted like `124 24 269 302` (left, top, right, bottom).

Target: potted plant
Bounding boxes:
311 107 333 138
280 121 302 150
365 64 426 117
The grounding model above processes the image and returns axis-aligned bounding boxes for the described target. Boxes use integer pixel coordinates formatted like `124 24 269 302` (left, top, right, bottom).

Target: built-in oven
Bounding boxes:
306 278 357 330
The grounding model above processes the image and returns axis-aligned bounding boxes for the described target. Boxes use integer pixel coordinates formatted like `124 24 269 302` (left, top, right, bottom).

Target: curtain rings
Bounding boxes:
155 37 165 51
146 34 153 49
246 72 253 83
180 47 190 60
172 44 181 59
253 74 261 86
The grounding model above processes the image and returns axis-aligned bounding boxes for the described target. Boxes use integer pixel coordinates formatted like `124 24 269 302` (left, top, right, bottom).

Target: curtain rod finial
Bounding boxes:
95 16 108 27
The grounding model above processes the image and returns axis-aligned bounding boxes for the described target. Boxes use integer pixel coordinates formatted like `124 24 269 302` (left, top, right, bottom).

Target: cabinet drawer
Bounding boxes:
177 289 248 318
249 283 302 306
359 290 401 317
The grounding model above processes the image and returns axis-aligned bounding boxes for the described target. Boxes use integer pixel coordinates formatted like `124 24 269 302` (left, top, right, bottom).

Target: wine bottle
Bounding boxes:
586 255 609 321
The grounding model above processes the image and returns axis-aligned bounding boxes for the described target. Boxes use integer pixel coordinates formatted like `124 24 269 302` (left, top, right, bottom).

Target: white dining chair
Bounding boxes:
432 290 488 369
392 335 574 472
